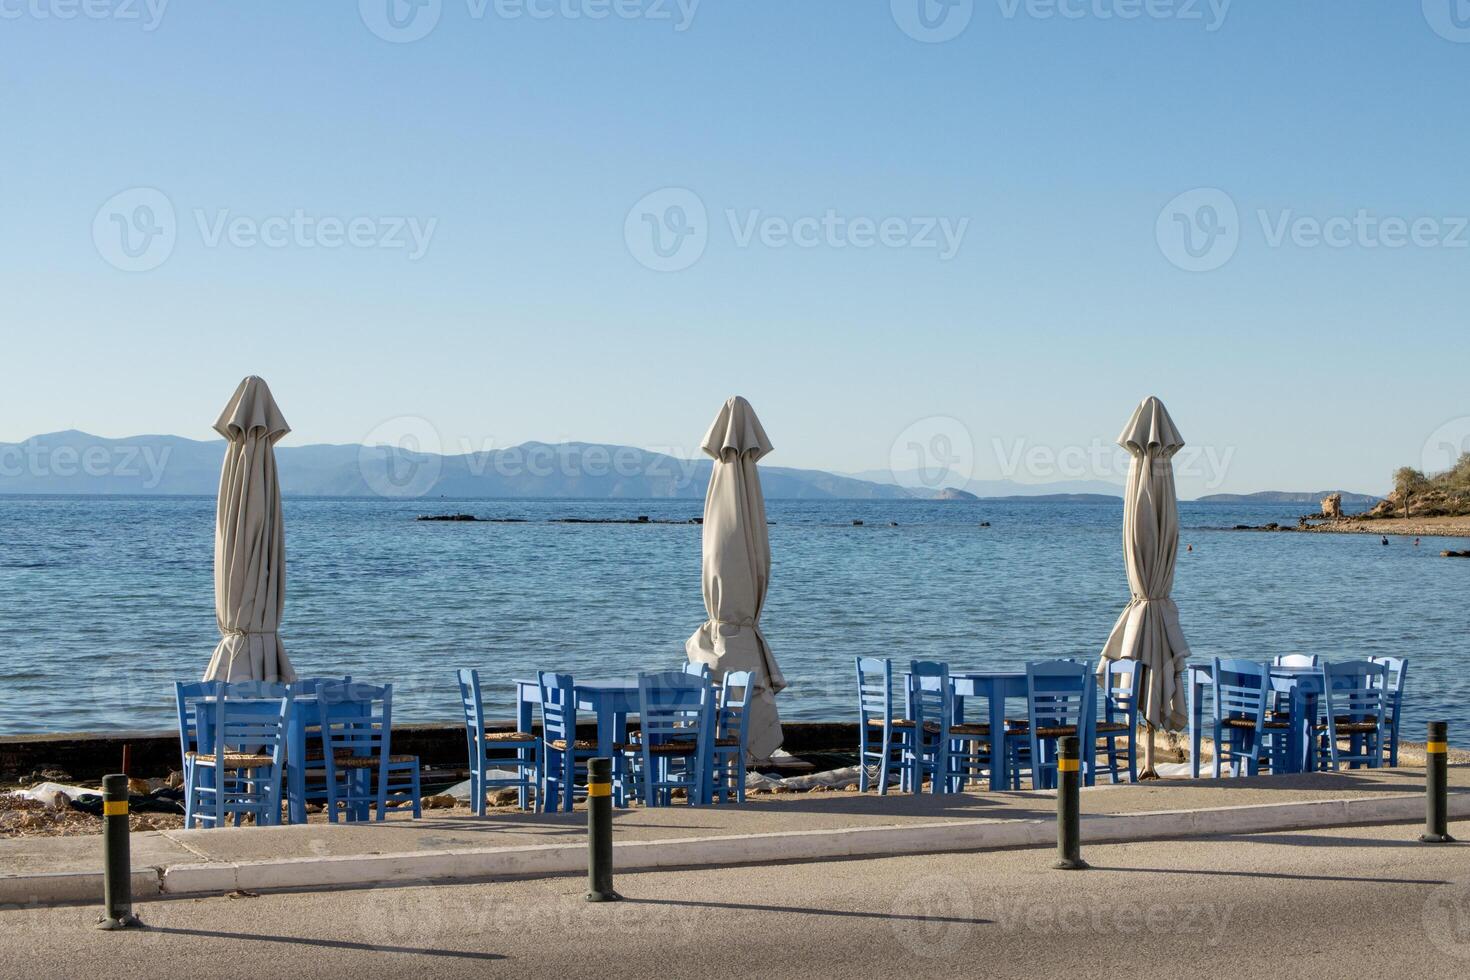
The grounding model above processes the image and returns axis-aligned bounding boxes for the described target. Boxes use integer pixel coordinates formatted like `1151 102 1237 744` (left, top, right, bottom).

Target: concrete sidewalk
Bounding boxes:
4 766 1465 905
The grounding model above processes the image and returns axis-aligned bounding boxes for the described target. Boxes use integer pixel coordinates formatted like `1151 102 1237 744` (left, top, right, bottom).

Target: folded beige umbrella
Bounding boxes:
203 376 297 683
686 396 786 760
1098 395 1190 778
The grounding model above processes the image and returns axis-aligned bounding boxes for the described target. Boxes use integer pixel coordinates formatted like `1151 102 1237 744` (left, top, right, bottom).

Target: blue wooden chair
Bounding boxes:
1368 656 1408 767
1211 659 1289 777
710 670 754 803
855 657 913 794
621 670 711 807
290 676 352 811
683 661 711 680
457 669 539 813
537 671 598 812
184 682 291 829
318 681 422 821
1096 660 1141 784
1007 660 1094 790
1319 661 1389 771
174 680 220 816
906 661 953 794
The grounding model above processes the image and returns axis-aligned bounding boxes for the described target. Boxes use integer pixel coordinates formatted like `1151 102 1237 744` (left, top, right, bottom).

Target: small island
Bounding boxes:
934 487 979 501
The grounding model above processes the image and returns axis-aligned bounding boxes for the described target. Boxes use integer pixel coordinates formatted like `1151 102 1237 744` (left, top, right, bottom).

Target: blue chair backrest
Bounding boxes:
203 683 293 760
1026 660 1092 731
638 670 710 746
1213 659 1269 724
718 670 755 742
537 671 576 744
856 657 893 727
1368 656 1407 713
1324 661 1388 725
175 680 220 763
317 681 392 761
683 662 711 680
908 661 952 733
1100 660 1142 724
457 669 485 737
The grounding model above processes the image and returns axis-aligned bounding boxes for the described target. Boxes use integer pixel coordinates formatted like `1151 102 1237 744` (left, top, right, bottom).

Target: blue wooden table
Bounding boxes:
1187 663 1325 777
903 671 1029 791
197 695 329 825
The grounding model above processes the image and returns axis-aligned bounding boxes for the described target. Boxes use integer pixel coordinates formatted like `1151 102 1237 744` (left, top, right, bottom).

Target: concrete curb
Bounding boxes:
5 792 1466 907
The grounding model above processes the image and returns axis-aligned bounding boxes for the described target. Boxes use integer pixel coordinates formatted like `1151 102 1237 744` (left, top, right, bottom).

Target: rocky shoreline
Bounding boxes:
1231 516 1470 538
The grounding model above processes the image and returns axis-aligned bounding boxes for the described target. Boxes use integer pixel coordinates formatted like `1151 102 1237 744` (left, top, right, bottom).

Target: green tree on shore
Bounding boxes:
1393 466 1429 519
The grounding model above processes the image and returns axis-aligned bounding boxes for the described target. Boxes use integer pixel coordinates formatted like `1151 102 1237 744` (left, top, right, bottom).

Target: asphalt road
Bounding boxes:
4 823 1469 978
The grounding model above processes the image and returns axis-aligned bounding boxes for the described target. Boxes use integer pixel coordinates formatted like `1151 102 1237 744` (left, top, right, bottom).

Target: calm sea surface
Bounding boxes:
0 495 1465 738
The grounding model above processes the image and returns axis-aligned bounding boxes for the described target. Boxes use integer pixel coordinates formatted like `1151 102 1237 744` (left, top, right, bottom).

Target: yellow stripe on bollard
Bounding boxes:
587 782 612 798
1427 741 1448 754
1057 758 1079 773
102 801 129 817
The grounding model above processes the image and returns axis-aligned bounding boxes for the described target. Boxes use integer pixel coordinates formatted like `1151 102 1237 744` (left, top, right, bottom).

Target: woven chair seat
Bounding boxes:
186 751 274 769
1095 721 1131 734
615 741 699 756
867 718 940 733
482 730 536 743
331 753 417 769
1224 718 1290 730
948 723 990 736
549 738 598 752
1325 719 1380 734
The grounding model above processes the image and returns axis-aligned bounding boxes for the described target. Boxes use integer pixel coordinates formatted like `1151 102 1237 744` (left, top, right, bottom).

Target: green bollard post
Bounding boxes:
586 758 622 902
1420 722 1455 844
96 774 144 930
1053 735 1089 870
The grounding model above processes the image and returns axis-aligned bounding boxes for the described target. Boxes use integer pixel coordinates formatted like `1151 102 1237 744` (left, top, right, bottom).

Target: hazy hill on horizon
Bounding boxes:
0 431 1377 503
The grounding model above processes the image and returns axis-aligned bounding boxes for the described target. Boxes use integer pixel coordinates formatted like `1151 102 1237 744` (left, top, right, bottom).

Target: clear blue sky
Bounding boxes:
2 1 1468 496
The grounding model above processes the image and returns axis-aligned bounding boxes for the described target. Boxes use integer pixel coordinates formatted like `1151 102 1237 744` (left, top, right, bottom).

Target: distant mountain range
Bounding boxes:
1194 490 1381 505
0 431 1379 503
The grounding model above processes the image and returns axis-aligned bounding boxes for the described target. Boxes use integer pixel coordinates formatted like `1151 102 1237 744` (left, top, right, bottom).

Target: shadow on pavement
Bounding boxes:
143 926 506 961
1088 865 1447 886
623 896 993 926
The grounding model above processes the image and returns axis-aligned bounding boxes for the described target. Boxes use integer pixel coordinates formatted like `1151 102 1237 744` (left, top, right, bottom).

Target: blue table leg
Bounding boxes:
988 682 1008 791
1189 673 1205 779
287 711 306 825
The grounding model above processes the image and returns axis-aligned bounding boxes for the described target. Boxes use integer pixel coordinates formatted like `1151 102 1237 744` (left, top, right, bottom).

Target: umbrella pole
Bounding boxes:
1140 723 1160 780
